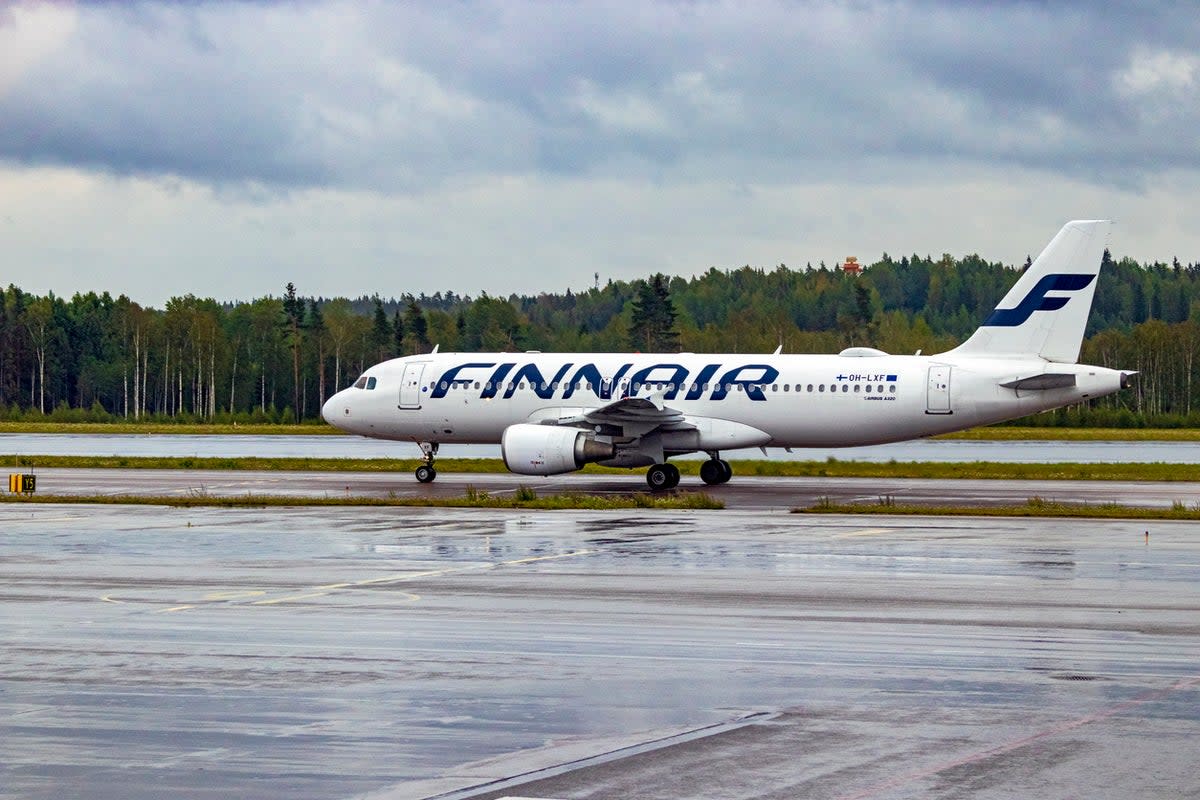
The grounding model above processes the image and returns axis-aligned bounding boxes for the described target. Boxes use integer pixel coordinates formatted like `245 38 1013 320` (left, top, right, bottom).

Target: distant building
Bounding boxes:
842 256 861 276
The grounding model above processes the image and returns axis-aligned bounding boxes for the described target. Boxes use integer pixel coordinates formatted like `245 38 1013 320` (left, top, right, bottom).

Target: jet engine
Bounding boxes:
500 423 615 476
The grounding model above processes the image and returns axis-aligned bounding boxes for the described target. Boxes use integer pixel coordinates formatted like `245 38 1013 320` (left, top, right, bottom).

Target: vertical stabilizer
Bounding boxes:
946 220 1110 363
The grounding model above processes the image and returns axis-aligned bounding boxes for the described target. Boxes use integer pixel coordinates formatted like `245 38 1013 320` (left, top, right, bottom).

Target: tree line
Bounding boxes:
2 247 1200 426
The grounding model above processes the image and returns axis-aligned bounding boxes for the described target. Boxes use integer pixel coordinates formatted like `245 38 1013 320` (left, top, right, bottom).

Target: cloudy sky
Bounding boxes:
1 1 1198 306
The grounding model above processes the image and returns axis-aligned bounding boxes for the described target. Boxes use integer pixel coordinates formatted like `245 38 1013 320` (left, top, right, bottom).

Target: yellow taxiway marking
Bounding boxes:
835 528 895 538
109 549 596 613
251 549 596 607
253 592 332 606
203 590 266 601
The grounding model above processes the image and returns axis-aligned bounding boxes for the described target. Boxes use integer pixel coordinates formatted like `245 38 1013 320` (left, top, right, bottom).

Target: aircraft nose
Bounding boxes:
322 391 345 427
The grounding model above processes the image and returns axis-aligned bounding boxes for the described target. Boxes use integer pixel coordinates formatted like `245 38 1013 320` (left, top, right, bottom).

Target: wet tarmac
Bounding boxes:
4 432 1200 463
2 505 1198 799
20 466 1200 510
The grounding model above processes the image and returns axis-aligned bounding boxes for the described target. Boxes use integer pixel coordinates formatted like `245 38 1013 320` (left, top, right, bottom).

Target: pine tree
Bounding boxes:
628 273 679 352
308 299 327 408
282 282 304 422
370 296 391 361
405 300 429 352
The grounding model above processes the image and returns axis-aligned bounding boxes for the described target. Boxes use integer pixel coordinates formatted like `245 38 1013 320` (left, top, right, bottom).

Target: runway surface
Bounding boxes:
19 465 1200 510
4 432 1200 463
2 504 1198 799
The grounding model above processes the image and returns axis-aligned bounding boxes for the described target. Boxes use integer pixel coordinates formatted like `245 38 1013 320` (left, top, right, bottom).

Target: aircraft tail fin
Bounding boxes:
946 220 1111 363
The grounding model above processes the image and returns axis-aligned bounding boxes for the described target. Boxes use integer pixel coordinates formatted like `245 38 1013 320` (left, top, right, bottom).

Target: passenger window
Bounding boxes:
807 384 814 392
819 384 825 392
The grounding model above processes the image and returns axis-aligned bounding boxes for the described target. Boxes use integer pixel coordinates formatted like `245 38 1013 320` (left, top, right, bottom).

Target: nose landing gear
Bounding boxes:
416 441 438 483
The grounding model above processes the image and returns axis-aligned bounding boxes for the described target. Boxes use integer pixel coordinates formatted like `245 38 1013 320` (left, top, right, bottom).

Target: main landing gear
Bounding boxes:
646 463 680 490
415 441 438 483
699 457 732 486
646 455 733 490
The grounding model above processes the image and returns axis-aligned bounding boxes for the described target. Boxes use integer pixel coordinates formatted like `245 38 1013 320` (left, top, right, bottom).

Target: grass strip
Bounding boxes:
795 496 1200 520
0 488 724 510
0 422 337 435
3 454 1199 482
937 427 1200 441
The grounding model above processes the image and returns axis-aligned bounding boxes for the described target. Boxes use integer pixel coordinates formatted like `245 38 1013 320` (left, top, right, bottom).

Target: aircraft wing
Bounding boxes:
556 393 696 437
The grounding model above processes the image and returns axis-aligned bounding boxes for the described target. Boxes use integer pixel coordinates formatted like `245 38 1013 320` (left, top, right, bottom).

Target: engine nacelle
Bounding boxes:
501 423 615 476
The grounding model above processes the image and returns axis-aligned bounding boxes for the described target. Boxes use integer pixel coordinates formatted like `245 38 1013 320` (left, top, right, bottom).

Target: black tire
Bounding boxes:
700 459 724 485
415 465 437 483
663 463 680 489
646 464 672 491
717 459 733 484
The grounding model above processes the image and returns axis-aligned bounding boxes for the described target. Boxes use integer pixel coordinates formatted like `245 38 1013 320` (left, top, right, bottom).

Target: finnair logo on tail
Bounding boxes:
983 273 1096 327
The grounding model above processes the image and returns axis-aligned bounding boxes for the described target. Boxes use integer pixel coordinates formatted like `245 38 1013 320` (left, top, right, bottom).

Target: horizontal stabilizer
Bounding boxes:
1000 373 1077 391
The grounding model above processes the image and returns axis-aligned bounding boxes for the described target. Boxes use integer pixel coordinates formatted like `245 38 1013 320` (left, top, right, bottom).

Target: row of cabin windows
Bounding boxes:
434 380 899 395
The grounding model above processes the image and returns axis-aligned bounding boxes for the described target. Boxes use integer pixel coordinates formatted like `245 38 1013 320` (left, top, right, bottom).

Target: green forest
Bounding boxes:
1 248 1197 427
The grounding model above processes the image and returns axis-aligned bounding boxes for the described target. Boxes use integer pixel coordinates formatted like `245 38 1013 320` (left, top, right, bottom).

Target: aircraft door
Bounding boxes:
926 365 952 414
399 362 427 409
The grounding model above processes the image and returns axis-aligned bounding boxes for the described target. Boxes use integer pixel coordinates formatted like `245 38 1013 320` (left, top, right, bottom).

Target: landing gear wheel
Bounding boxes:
700 459 723 485
663 463 680 488
646 463 679 491
700 458 733 485
415 465 437 483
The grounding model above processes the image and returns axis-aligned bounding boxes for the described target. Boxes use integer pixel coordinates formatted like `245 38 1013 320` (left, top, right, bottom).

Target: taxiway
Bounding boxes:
2 504 1198 799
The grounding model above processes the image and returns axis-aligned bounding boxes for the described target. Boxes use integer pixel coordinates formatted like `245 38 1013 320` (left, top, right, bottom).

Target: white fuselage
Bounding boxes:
322 351 1126 452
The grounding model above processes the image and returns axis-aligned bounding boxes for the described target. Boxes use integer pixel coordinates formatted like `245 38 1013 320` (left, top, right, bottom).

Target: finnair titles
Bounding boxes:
323 221 1134 489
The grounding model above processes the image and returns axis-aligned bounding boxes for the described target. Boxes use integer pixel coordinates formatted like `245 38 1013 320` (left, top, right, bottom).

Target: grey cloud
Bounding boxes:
1 0 1198 192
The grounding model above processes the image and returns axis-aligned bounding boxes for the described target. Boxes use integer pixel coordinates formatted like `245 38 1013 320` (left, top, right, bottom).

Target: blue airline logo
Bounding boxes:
430 361 780 401
983 273 1095 327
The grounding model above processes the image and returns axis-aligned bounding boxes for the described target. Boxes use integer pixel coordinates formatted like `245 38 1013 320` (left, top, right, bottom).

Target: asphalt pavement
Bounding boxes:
18 465 1200 510
2 504 1198 799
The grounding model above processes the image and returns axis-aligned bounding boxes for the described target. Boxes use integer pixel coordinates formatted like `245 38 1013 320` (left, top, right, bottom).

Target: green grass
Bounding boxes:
0 487 724 510
796 495 1200 520
938 426 1200 441
0 421 338 435
3 454 1198 482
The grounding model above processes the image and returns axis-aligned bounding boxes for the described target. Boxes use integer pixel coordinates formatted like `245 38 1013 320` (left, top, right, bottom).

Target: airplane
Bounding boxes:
322 220 1134 489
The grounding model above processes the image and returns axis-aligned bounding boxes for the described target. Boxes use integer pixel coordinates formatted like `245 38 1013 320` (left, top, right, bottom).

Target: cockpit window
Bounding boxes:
366 377 377 390
354 376 368 389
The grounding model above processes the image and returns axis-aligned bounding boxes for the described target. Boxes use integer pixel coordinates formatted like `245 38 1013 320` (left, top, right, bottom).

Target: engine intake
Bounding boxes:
501 423 616 476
